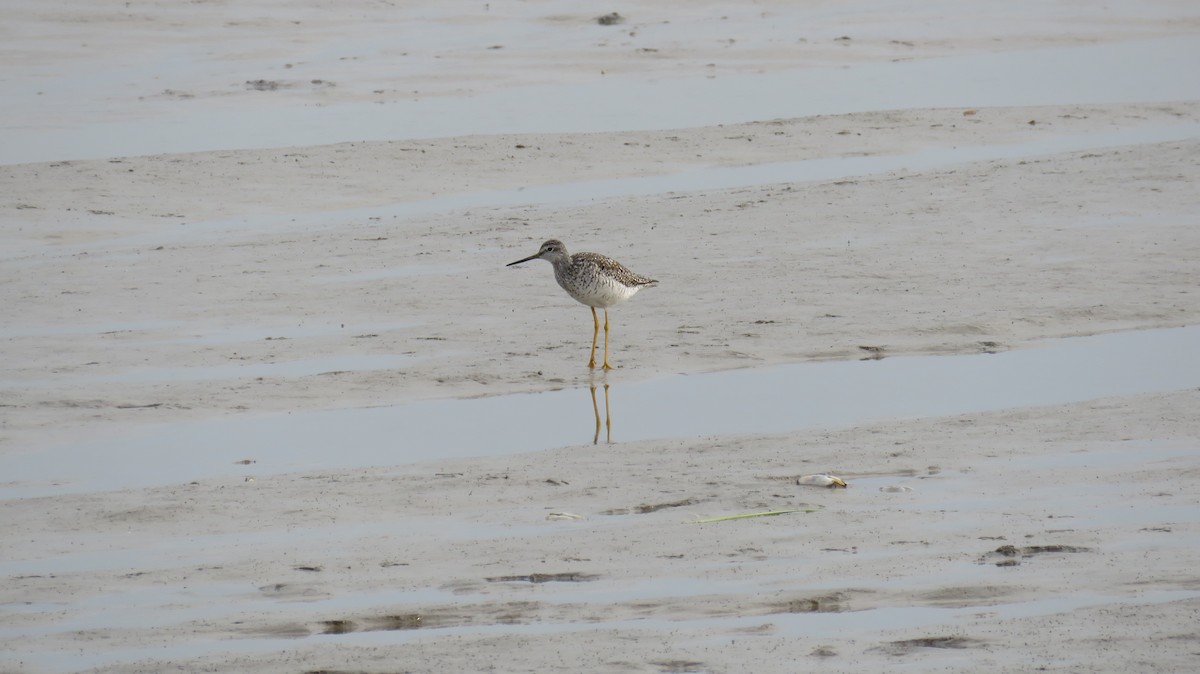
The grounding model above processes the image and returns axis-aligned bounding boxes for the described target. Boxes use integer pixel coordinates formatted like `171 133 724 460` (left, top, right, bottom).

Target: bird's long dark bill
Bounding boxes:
507 253 541 266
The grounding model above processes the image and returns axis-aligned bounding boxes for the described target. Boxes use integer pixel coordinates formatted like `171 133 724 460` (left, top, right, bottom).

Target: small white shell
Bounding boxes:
546 511 585 521
797 474 848 488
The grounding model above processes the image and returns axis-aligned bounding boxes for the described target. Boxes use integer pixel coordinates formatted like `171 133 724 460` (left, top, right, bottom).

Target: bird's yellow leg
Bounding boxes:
602 309 614 370
588 307 600 369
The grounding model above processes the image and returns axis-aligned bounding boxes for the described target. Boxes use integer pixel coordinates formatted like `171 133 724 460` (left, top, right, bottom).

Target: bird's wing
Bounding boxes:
576 252 657 287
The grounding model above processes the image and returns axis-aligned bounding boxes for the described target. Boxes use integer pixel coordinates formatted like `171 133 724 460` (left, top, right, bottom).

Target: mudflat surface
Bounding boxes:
2 2 1199 672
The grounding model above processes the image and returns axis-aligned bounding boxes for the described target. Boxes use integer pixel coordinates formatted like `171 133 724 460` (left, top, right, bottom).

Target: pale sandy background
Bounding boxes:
3 1 1200 672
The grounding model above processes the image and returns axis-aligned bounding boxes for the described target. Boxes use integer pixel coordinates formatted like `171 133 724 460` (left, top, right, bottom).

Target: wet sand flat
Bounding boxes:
3 2 1200 672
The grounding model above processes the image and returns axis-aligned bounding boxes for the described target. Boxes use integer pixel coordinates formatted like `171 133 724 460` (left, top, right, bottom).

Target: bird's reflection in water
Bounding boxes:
589 375 612 445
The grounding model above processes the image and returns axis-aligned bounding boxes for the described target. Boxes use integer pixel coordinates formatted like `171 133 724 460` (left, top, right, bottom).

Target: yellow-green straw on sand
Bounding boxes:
694 505 823 523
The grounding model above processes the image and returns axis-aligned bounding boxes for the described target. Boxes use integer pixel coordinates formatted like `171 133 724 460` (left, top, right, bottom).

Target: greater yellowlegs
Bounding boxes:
507 239 657 369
